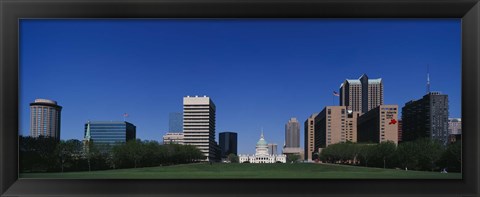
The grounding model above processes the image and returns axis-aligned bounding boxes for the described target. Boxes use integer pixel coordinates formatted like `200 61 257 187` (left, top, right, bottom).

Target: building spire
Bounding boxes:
261 127 264 139
427 64 430 94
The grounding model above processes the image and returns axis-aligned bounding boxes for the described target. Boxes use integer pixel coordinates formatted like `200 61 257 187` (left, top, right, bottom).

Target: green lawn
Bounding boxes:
20 163 462 179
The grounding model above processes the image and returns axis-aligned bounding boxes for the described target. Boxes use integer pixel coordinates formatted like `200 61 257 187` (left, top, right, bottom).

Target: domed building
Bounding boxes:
239 131 286 163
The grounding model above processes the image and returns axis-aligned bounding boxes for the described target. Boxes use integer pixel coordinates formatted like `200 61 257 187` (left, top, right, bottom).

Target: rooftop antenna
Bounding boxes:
427 64 431 94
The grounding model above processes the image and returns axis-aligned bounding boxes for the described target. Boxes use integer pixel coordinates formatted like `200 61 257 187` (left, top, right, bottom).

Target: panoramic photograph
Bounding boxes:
19 19 461 179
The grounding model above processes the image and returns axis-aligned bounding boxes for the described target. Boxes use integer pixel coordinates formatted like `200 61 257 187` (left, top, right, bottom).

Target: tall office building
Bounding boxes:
183 95 216 161
267 143 278 155
314 106 360 149
304 113 318 161
357 105 399 144
285 117 300 148
402 92 449 145
339 74 383 114
84 121 136 150
30 99 62 140
219 132 238 158
398 120 403 142
168 112 183 132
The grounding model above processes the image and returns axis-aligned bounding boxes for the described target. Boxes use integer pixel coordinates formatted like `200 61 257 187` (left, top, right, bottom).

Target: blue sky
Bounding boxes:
19 19 461 154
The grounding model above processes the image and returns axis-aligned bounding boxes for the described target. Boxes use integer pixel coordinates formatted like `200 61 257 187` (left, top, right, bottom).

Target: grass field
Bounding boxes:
20 163 462 179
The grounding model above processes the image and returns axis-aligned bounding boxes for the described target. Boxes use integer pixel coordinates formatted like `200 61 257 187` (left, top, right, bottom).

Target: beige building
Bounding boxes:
339 74 383 114
162 132 184 145
30 99 62 140
357 105 399 144
304 113 317 161
183 95 217 161
314 106 360 149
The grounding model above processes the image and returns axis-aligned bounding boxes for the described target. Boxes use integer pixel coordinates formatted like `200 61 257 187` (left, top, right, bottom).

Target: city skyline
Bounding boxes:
20 19 461 154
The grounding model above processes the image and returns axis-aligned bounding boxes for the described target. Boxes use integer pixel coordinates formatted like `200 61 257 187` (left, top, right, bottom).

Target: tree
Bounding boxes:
395 141 418 170
227 153 239 163
437 141 461 172
357 144 375 167
55 139 83 172
375 141 397 168
286 154 301 163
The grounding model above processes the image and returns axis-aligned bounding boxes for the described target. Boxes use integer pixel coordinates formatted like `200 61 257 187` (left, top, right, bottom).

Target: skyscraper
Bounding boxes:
30 99 62 140
168 112 183 132
84 121 136 150
402 92 449 145
339 74 383 114
219 132 237 158
285 117 300 148
267 143 278 155
448 118 461 135
183 95 216 161
304 113 318 161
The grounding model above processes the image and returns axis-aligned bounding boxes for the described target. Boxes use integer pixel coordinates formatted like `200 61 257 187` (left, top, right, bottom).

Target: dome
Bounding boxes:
256 131 268 146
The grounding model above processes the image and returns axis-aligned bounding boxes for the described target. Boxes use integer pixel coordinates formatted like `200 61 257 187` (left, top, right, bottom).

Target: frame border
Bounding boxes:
1 0 479 196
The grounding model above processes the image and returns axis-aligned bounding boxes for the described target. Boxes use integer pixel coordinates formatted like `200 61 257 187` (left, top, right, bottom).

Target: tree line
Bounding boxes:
20 136 205 173
317 138 461 172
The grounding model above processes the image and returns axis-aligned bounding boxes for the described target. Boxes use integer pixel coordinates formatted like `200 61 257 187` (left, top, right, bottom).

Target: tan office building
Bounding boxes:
162 132 184 145
30 99 62 141
357 105 399 144
304 113 317 161
314 106 360 149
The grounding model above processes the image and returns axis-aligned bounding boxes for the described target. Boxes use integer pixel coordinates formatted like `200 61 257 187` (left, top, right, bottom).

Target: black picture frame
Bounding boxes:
1 0 479 196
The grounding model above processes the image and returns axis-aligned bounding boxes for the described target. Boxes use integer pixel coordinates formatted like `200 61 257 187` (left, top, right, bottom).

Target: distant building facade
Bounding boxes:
84 121 136 149
339 74 384 114
314 106 360 149
304 113 318 161
183 96 217 161
285 117 300 148
398 120 403 142
30 99 62 140
448 118 461 135
239 132 286 163
162 132 184 144
402 92 449 145
267 143 278 155
219 132 238 158
168 112 183 132
357 105 399 144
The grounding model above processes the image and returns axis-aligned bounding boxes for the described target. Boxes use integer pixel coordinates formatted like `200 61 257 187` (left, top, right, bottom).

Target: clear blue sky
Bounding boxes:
19 19 461 154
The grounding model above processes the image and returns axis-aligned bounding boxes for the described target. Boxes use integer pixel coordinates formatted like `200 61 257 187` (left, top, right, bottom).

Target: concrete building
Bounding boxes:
84 121 136 150
304 113 318 161
162 132 184 145
314 106 360 149
168 112 183 132
239 132 286 163
357 105 399 144
183 95 217 161
219 132 238 158
448 118 461 135
339 74 384 114
398 120 403 142
267 143 278 155
402 92 449 145
285 117 300 148
30 99 62 141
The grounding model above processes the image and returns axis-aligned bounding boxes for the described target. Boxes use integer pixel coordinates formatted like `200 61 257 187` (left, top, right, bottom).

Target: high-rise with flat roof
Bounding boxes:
168 112 183 132
84 121 136 149
183 96 216 161
339 74 383 114
267 143 278 155
357 105 399 144
219 132 237 158
402 92 449 145
314 106 360 149
30 99 62 141
448 118 461 135
285 117 300 148
304 113 318 161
